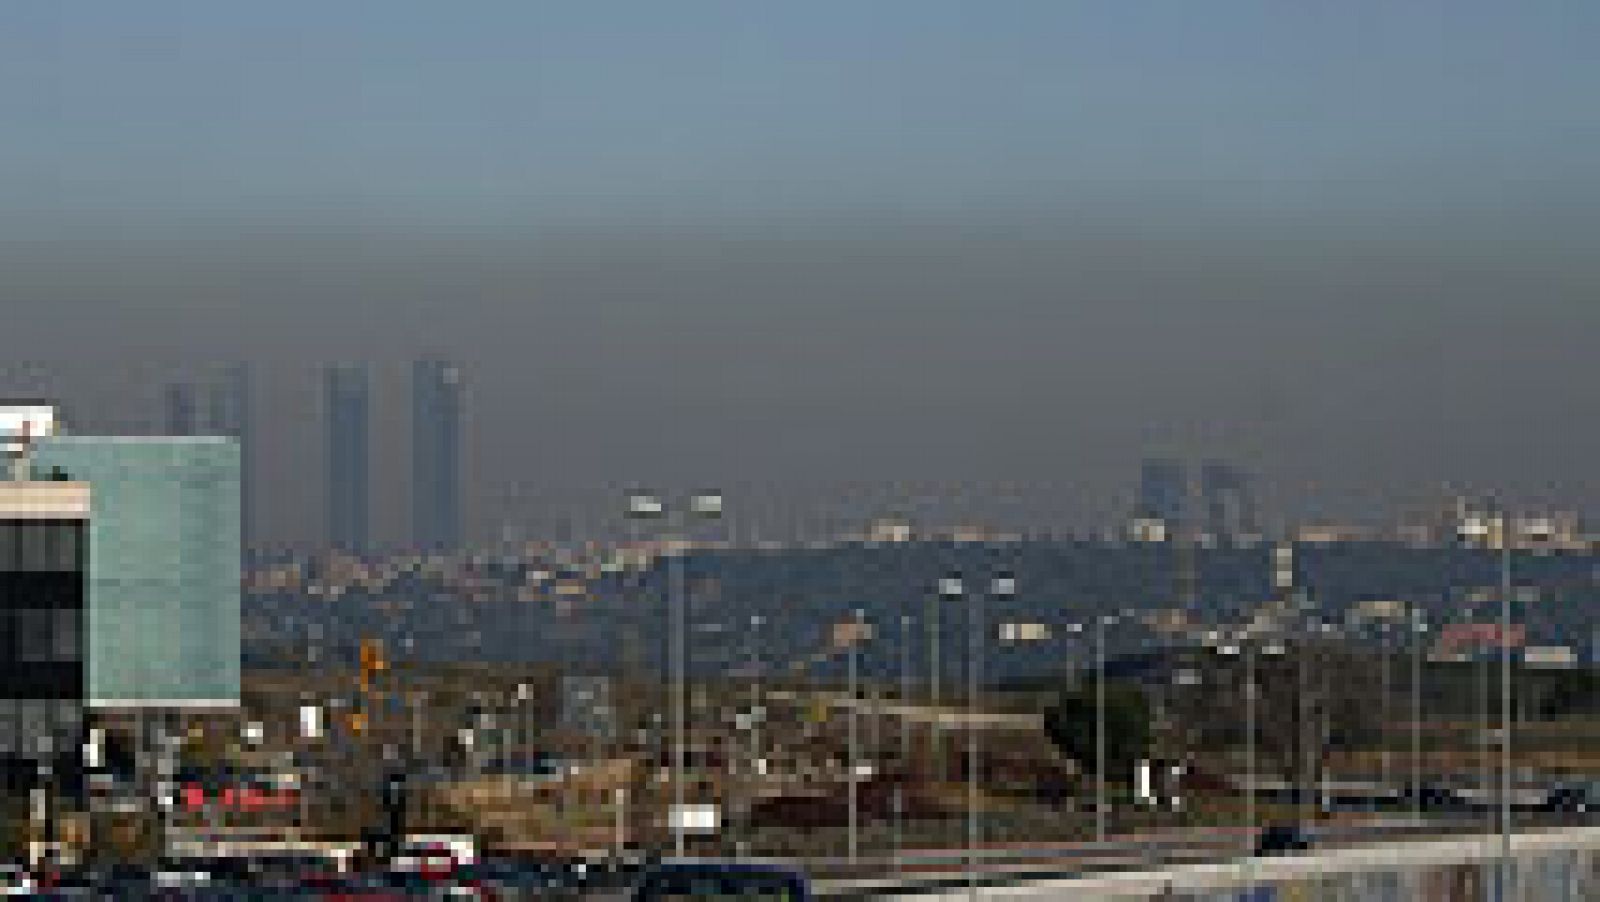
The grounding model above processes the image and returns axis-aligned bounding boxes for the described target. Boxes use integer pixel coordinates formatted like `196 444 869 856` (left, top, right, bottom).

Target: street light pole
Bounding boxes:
934 578 957 782
628 490 722 859
1295 628 1308 833
1412 616 1426 822
897 613 911 867
1498 506 1515 898
1379 622 1392 800
1245 640 1256 854
967 583 980 900
1096 614 1109 845
669 529 687 857
848 608 862 864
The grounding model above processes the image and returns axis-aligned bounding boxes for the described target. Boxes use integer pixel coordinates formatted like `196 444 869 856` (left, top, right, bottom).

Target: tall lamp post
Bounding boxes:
847 607 864 864
896 613 912 866
626 489 724 858
1222 634 1283 857
1495 504 1515 899
1410 612 1429 821
939 571 1015 897
1092 612 1128 845
932 576 961 782
1378 620 1392 800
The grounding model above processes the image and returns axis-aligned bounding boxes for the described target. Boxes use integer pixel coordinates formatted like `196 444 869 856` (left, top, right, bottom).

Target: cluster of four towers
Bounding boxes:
165 359 461 554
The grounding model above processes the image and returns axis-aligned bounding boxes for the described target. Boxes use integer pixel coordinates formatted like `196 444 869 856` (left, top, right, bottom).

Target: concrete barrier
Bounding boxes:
872 826 1600 900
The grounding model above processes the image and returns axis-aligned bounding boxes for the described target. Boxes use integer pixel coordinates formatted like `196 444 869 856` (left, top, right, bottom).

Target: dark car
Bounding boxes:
1542 782 1599 814
1253 824 1313 856
1404 780 1464 811
633 862 809 900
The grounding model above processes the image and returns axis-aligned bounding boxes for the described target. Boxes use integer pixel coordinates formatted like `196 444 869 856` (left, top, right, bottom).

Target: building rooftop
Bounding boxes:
0 481 89 519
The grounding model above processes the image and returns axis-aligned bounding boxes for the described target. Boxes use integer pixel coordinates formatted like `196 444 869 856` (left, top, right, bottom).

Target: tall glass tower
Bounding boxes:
325 364 370 553
163 383 198 436
206 364 254 552
411 359 462 552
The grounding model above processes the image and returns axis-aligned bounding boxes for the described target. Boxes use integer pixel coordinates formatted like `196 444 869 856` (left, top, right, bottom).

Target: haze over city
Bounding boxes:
4 1 1597 545
8 3 1600 896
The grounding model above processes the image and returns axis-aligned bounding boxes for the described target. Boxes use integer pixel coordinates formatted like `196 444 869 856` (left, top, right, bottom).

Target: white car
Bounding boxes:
0 866 35 897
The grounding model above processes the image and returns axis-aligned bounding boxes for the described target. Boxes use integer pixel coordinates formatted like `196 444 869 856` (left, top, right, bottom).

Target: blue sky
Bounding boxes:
6 1 1598 220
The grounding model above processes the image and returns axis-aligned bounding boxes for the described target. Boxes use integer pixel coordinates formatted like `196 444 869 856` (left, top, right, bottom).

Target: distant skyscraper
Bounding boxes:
1200 460 1256 542
325 364 370 553
411 359 462 552
205 364 254 551
163 383 198 436
1136 458 1188 527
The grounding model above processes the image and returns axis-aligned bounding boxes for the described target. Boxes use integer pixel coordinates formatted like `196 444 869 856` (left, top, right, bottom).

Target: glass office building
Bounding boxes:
31 437 240 708
0 483 88 790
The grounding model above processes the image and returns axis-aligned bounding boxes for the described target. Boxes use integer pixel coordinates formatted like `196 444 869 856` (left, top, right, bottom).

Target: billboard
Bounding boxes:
0 404 57 455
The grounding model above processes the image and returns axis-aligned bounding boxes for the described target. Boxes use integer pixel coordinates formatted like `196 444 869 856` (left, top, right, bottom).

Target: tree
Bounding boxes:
1043 682 1152 786
1537 669 1600 721
1167 637 1385 791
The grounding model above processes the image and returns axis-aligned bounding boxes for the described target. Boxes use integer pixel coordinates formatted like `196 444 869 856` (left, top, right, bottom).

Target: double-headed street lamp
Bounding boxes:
626 489 724 858
1092 611 1130 845
937 571 1015 893
1217 632 1283 857
1491 504 1516 901
1056 610 1131 845
1408 610 1429 821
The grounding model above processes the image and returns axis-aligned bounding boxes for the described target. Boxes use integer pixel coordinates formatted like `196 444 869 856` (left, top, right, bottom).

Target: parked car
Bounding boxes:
0 864 35 897
633 862 809 900
1542 781 1599 814
1253 823 1313 856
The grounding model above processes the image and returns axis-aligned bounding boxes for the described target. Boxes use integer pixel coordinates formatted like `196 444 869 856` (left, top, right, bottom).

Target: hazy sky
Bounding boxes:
2 2 1597 545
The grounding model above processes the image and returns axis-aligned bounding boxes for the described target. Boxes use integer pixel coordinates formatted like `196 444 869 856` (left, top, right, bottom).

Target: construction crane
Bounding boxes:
349 636 387 735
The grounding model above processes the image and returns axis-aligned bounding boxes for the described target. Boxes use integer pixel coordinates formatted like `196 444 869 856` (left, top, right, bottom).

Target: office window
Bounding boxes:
50 524 81 572
18 523 53 572
17 700 49 756
49 701 80 740
12 522 81 573
0 521 16 571
15 609 53 663
52 609 79 663
0 699 15 755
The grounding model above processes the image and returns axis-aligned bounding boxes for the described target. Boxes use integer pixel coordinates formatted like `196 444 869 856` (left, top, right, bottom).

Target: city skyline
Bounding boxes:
3 3 1598 884
2 2 1595 546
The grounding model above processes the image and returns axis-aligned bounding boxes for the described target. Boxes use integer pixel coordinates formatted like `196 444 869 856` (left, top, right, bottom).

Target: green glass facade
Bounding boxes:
31 437 240 707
